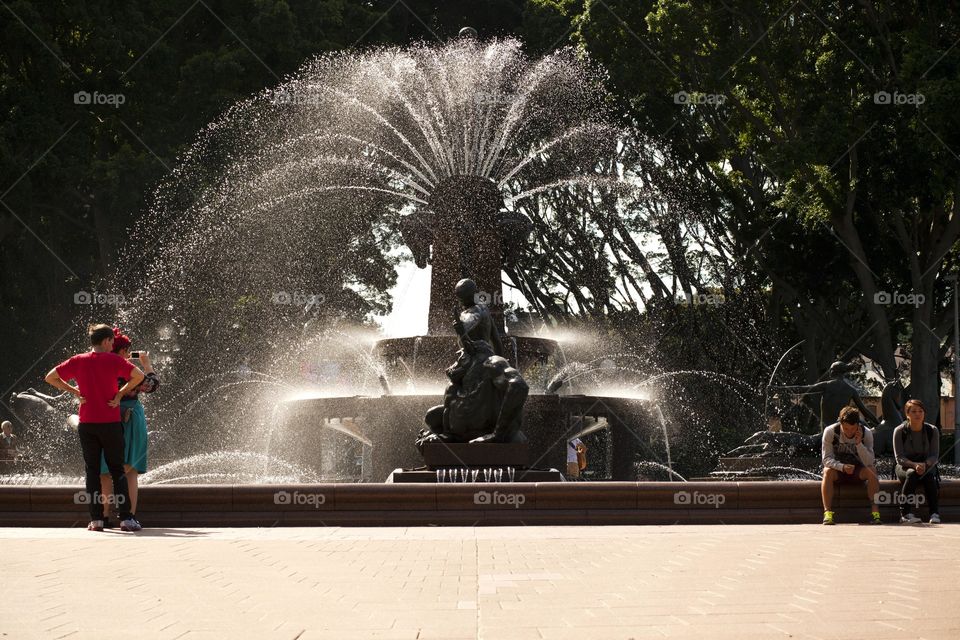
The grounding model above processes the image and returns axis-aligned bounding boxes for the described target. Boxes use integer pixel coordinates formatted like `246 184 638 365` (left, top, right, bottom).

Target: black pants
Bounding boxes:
78 422 132 521
895 465 939 516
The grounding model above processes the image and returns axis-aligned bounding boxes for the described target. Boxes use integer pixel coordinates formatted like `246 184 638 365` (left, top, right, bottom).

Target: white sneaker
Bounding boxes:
929 513 941 524
87 520 104 532
900 513 922 524
120 518 142 532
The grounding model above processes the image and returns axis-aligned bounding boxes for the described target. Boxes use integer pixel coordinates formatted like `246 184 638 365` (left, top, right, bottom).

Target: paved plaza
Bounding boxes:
2 524 959 640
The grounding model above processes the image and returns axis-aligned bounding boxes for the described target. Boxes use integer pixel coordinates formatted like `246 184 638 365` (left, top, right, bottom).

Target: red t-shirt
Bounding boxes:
55 352 135 423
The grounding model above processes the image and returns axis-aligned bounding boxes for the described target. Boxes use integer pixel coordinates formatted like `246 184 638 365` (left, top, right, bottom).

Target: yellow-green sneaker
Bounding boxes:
822 510 835 525
870 511 882 525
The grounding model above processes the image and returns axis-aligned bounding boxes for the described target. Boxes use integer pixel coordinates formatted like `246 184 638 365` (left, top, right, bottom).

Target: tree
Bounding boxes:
553 0 960 418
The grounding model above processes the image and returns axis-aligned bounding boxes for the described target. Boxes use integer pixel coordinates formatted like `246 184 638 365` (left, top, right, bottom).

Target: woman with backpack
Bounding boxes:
893 399 941 524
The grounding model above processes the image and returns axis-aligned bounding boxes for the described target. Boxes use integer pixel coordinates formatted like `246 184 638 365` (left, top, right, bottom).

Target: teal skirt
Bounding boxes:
100 399 148 474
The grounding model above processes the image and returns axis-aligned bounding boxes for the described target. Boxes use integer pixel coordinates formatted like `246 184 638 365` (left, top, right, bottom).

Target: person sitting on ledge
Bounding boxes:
821 406 880 525
893 399 941 524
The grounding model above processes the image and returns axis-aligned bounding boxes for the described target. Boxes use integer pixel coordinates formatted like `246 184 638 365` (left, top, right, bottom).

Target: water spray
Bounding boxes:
377 374 392 396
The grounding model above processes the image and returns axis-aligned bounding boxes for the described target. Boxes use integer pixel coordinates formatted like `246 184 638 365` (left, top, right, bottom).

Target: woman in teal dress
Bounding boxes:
99 328 159 527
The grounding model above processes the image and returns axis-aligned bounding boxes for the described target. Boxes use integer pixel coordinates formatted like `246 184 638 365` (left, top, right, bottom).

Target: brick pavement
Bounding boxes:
1 524 958 639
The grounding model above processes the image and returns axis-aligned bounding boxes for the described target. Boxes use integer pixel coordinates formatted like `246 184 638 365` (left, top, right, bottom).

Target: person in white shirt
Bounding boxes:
567 437 585 478
820 407 880 525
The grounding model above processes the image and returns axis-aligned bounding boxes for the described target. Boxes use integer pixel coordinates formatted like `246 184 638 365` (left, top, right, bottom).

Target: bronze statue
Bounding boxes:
417 279 528 448
872 378 904 456
770 360 879 431
452 278 505 358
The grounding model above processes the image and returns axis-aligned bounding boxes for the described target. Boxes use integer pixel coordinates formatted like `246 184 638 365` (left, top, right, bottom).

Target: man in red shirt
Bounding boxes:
45 324 145 531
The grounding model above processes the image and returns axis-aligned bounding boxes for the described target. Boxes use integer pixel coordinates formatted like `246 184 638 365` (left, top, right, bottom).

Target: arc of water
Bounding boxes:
152 369 291 415
303 132 436 192
765 339 805 419
430 48 470 176
419 48 463 177
638 370 764 419
255 155 431 200
634 461 688 482
469 48 517 176
478 58 556 178
497 124 610 187
654 406 674 479
248 186 429 212
477 75 537 177
505 176 626 205
471 47 519 177
470 95 499 176
172 379 290 423
313 84 441 185
378 65 458 183
743 466 822 480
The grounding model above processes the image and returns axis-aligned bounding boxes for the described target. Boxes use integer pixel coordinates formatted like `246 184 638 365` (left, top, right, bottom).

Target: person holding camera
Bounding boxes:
99 328 160 529
820 406 880 525
45 324 144 532
893 399 941 524
567 437 586 479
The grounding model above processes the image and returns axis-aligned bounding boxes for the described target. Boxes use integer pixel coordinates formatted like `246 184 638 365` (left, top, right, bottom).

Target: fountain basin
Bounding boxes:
274 393 657 482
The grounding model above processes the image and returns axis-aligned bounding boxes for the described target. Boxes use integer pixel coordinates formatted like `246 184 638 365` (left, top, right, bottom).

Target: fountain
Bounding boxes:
4 29 960 526
214 34 662 482
8 31 936 488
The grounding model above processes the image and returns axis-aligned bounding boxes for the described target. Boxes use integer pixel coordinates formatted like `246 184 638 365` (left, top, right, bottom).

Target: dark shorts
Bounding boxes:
832 464 866 485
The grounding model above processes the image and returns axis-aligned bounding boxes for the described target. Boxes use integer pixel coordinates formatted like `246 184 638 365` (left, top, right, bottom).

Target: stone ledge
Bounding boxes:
0 480 955 526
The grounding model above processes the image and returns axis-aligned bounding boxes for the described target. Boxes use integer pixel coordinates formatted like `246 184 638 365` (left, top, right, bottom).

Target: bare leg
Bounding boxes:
125 466 138 515
861 467 879 512
821 468 836 511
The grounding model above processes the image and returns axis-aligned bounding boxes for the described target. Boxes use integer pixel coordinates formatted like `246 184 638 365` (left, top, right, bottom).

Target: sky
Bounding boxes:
373 260 531 337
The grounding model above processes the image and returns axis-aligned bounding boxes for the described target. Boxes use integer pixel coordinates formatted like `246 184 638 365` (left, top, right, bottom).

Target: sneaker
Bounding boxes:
929 513 941 524
120 518 142 532
900 513 922 524
87 520 104 532
822 510 835 525
870 511 882 525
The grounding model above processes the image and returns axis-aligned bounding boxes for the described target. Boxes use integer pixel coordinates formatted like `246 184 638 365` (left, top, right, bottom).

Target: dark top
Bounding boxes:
892 422 939 470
